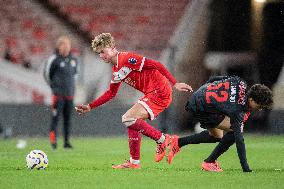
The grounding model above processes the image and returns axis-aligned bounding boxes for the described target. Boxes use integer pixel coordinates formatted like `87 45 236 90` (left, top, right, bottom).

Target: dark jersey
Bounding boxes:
44 51 79 97
186 75 251 171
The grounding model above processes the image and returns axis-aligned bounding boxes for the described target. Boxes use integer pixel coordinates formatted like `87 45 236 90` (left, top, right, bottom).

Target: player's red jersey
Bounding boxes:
89 52 177 120
111 52 176 94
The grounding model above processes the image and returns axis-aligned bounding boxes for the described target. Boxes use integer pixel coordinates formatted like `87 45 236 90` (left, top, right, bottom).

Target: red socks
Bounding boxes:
129 119 162 141
127 119 163 161
127 128 141 160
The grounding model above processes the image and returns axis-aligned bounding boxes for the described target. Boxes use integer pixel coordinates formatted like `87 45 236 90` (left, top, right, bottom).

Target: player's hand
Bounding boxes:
174 82 193 92
75 104 91 115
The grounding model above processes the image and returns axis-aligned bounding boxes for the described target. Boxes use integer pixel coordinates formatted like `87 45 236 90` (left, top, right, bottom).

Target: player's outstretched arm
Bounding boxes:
75 82 121 116
231 115 252 172
173 83 193 92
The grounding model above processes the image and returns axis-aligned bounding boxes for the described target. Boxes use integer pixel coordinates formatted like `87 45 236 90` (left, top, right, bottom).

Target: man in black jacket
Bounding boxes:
44 36 79 149
167 76 273 172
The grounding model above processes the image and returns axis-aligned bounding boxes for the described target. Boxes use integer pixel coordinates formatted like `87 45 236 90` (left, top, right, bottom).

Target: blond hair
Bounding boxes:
91 33 115 52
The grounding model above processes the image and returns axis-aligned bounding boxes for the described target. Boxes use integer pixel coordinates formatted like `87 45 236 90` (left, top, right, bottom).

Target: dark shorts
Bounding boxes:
187 109 225 129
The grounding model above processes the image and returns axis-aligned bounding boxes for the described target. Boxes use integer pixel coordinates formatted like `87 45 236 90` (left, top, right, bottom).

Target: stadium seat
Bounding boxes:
0 0 83 69
47 0 190 59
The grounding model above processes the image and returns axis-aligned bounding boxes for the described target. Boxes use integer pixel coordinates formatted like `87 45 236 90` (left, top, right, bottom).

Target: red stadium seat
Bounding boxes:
49 0 190 59
135 16 150 25
33 28 47 40
22 20 35 30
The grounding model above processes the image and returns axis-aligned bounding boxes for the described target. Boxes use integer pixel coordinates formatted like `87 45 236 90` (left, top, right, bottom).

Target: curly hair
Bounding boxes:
247 84 273 109
91 33 115 52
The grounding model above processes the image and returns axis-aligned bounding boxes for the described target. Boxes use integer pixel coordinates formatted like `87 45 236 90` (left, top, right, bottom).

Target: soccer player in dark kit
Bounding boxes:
166 75 273 172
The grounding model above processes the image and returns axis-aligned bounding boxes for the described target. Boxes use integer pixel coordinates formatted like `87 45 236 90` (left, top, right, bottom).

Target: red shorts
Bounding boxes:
138 88 172 120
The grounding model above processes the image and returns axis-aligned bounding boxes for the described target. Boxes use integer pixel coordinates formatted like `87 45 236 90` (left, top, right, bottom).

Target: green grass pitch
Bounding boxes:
0 135 283 189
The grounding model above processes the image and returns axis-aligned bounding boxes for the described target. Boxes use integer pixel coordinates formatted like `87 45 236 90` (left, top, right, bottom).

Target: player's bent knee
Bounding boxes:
212 136 222 142
121 115 137 127
209 133 221 142
200 130 221 143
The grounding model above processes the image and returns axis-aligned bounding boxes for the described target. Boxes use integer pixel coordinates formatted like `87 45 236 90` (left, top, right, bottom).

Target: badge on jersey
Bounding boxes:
128 58 137 64
60 62 65 67
70 60 76 67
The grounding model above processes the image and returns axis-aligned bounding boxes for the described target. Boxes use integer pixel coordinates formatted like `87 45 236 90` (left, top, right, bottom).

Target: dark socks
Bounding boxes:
178 130 221 148
204 131 235 163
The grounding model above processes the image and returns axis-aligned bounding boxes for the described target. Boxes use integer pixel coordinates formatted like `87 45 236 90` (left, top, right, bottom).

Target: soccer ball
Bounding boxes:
26 150 48 170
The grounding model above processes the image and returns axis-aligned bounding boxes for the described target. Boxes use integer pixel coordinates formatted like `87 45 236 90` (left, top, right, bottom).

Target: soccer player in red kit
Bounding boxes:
75 33 192 169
